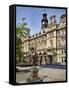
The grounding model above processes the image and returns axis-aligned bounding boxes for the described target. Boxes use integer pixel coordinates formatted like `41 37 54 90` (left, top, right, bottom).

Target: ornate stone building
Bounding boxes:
22 13 66 65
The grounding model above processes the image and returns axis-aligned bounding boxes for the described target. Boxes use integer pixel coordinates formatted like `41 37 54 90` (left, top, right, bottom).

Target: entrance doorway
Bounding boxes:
40 56 42 65
48 55 53 64
39 52 43 65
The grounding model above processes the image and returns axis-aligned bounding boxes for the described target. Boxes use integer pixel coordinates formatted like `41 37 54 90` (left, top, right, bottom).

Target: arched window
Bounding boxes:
39 52 42 55
43 52 46 55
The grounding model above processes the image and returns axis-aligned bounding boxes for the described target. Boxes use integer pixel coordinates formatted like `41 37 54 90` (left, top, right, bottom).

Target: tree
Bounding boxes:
16 18 30 64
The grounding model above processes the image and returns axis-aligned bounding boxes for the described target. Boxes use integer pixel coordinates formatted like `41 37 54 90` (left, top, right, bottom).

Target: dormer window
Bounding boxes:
36 33 38 36
33 35 34 37
43 30 45 33
39 32 41 35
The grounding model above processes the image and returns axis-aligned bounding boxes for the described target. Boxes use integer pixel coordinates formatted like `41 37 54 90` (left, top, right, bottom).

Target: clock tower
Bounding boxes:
41 13 48 30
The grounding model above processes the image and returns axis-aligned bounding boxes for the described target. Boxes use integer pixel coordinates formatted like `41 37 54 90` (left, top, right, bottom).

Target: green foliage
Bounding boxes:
16 18 30 64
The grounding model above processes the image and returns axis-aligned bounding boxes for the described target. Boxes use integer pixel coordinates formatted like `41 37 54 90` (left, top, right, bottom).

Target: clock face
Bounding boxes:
42 21 45 24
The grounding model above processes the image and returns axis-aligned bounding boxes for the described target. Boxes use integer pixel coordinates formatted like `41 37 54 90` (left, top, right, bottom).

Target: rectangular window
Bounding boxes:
47 33 50 39
50 32 53 38
57 31 60 37
64 49 66 53
62 49 63 53
64 60 66 62
62 57 63 62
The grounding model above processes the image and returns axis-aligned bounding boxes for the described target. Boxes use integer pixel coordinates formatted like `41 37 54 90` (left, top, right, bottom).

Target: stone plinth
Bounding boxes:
31 66 39 79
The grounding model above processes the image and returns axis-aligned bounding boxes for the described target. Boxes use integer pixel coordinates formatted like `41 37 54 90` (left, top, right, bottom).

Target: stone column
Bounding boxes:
42 55 45 64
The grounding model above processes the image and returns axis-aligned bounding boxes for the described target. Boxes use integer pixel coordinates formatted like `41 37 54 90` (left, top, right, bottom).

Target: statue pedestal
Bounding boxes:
27 66 43 83
31 66 38 79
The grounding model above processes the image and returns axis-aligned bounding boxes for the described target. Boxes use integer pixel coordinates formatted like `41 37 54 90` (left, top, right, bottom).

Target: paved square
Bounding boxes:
16 67 66 83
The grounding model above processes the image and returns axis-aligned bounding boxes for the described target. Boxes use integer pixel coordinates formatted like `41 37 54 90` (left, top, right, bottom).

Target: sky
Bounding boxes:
16 6 66 35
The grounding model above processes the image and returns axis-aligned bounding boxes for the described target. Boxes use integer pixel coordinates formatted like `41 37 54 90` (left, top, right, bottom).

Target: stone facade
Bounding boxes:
22 13 66 65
